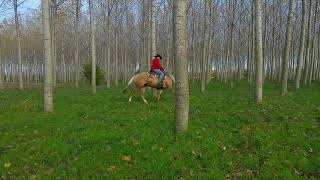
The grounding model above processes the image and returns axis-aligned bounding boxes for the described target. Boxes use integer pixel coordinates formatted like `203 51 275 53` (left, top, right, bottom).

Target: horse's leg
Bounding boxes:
157 90 163 102
140 87 148 104
167 83 175 95
129 87 135 102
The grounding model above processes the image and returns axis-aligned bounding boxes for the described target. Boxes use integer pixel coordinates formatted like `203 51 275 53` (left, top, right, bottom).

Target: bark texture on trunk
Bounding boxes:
173 0 189 133
42 0 53 112
281 0 295 95
254 0 264 103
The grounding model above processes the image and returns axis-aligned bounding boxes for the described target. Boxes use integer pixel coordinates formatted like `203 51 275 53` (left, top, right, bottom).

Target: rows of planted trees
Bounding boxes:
0 0 320 111
0 0 320 89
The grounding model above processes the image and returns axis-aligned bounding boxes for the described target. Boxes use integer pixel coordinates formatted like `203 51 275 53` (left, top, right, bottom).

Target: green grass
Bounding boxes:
0 81 319 179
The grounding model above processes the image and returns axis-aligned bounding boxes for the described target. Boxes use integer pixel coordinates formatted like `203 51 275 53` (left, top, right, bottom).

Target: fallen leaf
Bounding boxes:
30 175 37 180
4 162 11 168
294 168 303 176
44 168 54 176
107 165 116 172
121 155 132 162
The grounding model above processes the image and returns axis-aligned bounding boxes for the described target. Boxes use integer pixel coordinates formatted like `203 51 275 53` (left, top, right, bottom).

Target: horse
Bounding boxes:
123 71 175 104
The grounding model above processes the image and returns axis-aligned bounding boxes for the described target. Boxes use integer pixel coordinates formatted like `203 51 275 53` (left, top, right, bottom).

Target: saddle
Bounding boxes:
148 70 166 89
148 70 167 80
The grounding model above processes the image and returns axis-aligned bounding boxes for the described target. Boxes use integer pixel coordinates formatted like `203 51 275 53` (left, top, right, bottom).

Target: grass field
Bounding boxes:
0 81 319 179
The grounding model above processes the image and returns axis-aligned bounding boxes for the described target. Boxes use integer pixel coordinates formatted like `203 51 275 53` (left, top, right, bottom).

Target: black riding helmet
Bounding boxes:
155 54 162 59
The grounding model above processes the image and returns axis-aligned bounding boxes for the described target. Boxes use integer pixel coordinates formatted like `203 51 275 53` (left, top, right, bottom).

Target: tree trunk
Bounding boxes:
200 0 208 93
280 0 295 96
229 0 235 88
0 32 3 89
106 1 111 88
50 0 58 88
150 0 157 97
151 0 156 55
89 0 96 94
303 0 313 86
309 0 318 84
269 0 276 81
14 0 23 89
173 0 189 133
206 2 214 84
295 0 307 88
115 3 119 87
254 0 263 103
74 0 80 87
42 0 53 112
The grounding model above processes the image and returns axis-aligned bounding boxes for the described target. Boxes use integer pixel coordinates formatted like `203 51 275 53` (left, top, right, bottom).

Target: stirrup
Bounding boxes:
156 82 164 89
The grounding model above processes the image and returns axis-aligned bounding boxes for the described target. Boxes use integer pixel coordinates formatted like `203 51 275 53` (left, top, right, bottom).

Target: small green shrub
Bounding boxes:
82 62 105 85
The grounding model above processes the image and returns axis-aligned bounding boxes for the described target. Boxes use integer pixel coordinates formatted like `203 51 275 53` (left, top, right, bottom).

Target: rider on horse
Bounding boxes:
150 54 165 89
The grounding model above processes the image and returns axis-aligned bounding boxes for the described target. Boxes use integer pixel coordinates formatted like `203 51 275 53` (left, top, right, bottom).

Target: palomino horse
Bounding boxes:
123 72 175 104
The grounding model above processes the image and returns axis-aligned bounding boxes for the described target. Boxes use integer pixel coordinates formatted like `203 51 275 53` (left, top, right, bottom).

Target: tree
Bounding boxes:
150 0 156 56
303 0 313 86
106 0 112 88
309 0 318 84
74 0 81 87
0 29 3 89
89 0 96 95
254 0 263 103
200 0 208 93
280 0 295 96
150 0 158 97
295 0 307 89
42 0 53 112
173 0 189 133
14 0 23 89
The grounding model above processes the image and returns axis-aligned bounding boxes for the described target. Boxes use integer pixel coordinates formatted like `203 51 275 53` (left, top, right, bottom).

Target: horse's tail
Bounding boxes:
168 73 175 84
122 75 135 94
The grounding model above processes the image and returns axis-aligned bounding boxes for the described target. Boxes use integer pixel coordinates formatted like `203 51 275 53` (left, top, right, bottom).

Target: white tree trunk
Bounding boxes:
309 1 318 84
254 0 264 103
106 1 111 88
280 0 295 96
0 33 3 89
303 0 313 86
14 0 23 89
200 0 208 93
296 0 307 88
74 0 81 87
89 0 96 94
173 0 189 133
42 0 53 112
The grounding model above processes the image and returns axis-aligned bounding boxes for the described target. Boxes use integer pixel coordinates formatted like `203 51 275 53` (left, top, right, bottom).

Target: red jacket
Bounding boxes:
150 57 164 71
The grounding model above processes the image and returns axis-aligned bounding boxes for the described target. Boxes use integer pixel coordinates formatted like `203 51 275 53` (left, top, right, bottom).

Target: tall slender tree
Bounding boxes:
254 0 263 103
200 0 208 93
14 0 23 89
173 0 189 133
296 0 307 89
303 0 313 86
106 0 112 88
42 0 53 112
89 0 96 95
309 0 318 84
74 0 81 87
0 30 3 89
280 0 295 96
